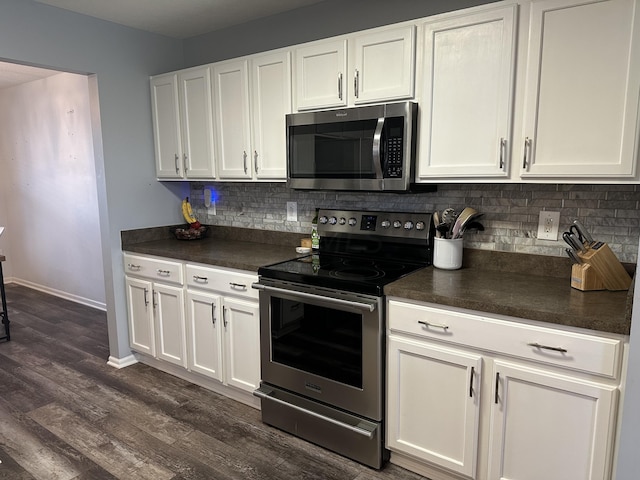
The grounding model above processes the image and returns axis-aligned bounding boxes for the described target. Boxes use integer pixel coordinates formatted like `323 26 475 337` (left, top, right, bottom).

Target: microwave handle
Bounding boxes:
372 117 385 179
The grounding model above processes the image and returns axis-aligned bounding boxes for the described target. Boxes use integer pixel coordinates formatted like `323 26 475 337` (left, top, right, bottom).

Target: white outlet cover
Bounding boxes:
286 202 297 221
537 211 560 240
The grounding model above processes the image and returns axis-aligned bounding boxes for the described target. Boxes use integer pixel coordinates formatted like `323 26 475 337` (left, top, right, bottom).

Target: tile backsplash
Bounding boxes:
190 182 640 264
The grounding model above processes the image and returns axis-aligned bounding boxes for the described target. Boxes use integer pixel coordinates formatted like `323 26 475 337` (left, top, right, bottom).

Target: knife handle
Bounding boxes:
572 219 594 244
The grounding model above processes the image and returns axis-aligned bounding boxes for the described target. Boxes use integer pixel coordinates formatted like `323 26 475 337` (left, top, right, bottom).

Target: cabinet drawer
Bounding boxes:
124 253 184 286
388 300 623 379
186 264 258 300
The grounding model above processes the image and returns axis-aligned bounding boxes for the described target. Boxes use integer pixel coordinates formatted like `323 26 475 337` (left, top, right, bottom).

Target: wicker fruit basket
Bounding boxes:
172 225 207 240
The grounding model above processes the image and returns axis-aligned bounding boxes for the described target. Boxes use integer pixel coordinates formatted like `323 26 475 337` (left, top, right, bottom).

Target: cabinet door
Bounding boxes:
519 0 640 179
222 297 260 393
185 290 223 381
213 60 253 179
418 5 516 179
178 67 216 179
387 335 482 478
352 26 416 104
150 74 183 179
488 361 618 480
294 39 348 110
251 51 291 180
153 283 186 367
125 277 155 356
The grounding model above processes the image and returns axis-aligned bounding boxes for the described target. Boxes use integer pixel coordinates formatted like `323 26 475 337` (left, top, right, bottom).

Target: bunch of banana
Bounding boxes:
181 197 201 228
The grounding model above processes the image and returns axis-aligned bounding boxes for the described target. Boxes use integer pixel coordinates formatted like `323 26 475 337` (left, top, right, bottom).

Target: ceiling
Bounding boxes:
33 0 325 39
0 0 325 89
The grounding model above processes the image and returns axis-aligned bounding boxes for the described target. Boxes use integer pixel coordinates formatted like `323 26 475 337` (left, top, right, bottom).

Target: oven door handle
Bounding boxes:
253 387 376 439
252 283 377 312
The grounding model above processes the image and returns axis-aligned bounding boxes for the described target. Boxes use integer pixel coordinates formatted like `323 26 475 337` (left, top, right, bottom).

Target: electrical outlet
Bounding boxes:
537 210 560 240
287 202 297 222
207 200 216 216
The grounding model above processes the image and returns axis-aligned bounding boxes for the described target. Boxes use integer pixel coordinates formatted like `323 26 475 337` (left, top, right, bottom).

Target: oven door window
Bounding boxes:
270 297 363 389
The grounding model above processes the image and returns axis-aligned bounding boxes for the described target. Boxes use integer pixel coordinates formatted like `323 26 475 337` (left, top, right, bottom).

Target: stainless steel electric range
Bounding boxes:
252 209 434 468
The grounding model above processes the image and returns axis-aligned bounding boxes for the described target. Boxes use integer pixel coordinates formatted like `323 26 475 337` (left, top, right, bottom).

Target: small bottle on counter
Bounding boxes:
311 209 320 250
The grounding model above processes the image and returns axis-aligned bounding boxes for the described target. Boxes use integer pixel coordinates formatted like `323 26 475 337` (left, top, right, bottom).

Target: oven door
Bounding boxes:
253 279 383 421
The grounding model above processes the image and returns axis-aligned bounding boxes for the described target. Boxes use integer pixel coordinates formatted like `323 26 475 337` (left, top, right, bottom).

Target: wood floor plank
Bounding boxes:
28 403 175 480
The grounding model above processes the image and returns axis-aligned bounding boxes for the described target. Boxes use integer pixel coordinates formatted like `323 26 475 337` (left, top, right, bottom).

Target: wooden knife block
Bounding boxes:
571 263 605 291
575 242 632 291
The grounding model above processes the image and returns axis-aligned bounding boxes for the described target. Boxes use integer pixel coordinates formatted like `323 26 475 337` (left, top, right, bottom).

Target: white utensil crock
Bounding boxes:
433 237 463 270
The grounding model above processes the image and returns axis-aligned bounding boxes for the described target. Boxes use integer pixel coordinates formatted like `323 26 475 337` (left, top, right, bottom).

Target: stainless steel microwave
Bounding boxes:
286 102 418 191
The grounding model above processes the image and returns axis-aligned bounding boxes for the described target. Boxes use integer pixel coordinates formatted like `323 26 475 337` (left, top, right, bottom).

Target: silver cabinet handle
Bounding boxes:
157 269 171 276
211 302 216 325
495 372 500 404
127 263 141 271
223 307 228 328
184 153 189 172
499 138 506 169
143 287 149 307
418 320 449 331
522 137 532 169
229 282 247 290
152 290 157 308
527 342 568 354
337 73 343 100
469 366 475 398
243 151 248 174
254 150 258 174
193 275 208 283
174 153 180 174
354 69 359 98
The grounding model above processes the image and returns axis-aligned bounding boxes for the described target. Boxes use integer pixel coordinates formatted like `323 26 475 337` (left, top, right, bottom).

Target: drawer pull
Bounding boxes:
418 320 449 331
157 269 171 276
527 342 568 354
193 275 208 282
229 282 247 290
127 263 141 271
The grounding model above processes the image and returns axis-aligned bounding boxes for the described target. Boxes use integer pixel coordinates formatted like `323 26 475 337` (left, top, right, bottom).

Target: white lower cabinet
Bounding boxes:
124 252 260 402
386 299 625 480
185 263 260 394
124 254 186 367
488 361 617 480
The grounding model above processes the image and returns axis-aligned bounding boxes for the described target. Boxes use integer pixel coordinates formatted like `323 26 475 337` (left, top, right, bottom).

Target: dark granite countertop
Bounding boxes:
385 266 632 335
121 226 634 336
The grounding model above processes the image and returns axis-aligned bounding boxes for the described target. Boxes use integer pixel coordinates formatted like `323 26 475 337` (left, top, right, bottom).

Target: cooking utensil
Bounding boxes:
451 207 479 239
433 211 441 238
565 248 581 264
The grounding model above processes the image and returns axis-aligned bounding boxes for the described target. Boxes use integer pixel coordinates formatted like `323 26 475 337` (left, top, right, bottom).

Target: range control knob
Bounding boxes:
348 217 357 226
393 220 402 229
381 220 391 229
339 217 346 225
404 221 414 230
319 216 328 224
416 221 426 231
329 216 337 225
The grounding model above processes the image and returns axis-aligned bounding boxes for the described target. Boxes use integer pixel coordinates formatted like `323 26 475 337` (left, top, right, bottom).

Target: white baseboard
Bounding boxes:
7 278 106 311
107 354 138 369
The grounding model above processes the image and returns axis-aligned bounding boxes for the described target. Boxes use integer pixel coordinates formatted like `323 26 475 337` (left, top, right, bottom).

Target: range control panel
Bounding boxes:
317 209 433 241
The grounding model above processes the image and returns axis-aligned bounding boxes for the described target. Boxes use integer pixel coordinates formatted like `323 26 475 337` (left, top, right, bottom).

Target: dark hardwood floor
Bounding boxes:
0 284 429 480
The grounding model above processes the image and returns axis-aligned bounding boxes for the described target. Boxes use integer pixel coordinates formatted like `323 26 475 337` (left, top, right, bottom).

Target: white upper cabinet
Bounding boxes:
417 5 517 180
151 68 216 180
213 59 253 179
250 51 292 179
178 67 216 178
150 74 183 179
294 25 416 110
518 0 640 180
214 51 291 180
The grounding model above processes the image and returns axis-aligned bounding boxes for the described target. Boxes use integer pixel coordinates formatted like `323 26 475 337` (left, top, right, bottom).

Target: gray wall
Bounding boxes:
0 0 186 360
184 0 498 66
